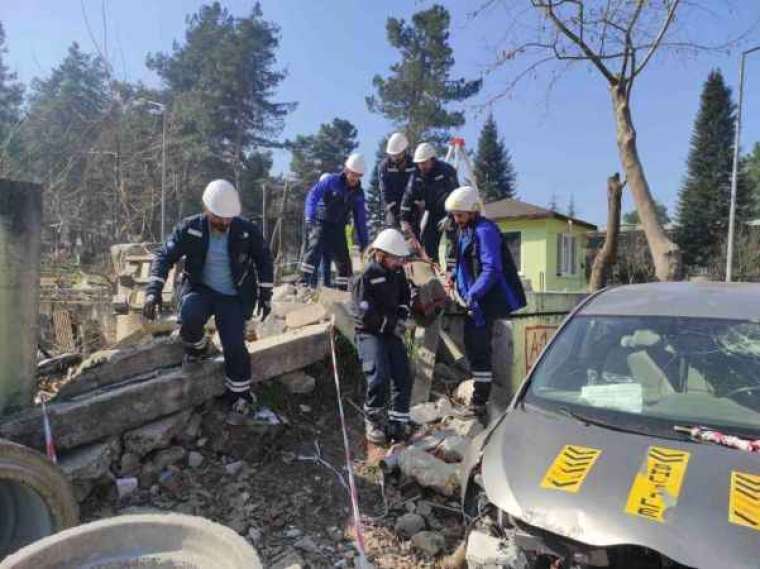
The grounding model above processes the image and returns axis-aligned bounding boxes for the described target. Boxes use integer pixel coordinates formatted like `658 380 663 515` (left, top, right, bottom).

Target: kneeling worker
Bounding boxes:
352 228 413 444
143 179 274 426
444 186 526 418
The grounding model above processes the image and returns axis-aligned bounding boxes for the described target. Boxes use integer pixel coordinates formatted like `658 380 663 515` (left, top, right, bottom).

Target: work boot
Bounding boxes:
386 420 413 443
365 419 387 445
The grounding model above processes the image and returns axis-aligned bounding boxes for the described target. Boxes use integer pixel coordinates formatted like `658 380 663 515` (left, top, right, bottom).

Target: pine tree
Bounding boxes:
744 143 760 217
147 2 294 191
366 5 481 146
0 21 24 175
473 114 516 202
623 202 671 226
675 70 752 268
365 138 388 239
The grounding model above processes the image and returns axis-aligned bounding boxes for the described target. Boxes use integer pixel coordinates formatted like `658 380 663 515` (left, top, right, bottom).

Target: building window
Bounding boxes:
556 233 577 276
502 231 521 272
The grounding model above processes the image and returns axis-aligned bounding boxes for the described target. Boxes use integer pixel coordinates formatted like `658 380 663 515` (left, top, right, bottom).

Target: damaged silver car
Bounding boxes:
461 282 760 569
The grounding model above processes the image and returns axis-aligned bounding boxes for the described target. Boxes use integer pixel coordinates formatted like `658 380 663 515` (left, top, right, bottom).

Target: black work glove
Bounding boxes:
142 295 160 320
257 298 272 322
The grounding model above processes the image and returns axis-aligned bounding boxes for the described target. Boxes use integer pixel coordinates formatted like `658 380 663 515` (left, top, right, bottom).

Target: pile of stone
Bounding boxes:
376 381 482 560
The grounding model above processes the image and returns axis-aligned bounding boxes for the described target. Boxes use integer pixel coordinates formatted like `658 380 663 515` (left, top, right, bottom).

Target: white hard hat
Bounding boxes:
344 153 366 175
319 173 330 182
445 186 482 213
413 142 436 163
370 228 409 257
202 179 241 217
386 132 409 155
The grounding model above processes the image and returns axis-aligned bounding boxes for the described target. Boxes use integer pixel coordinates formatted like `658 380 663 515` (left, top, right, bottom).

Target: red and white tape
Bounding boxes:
329 319 373 569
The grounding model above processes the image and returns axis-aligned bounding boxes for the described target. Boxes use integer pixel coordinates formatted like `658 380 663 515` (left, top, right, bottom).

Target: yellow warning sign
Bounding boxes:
729 471 760 532
540 445 602 493
624 446 690 522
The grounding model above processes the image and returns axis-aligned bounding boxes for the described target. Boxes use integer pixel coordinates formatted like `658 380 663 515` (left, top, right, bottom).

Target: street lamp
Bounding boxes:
726 45 760 282
133 98 168 241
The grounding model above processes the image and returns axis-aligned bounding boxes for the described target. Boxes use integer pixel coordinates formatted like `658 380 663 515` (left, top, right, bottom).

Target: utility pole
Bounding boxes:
726 46 760 282
160 109 167 241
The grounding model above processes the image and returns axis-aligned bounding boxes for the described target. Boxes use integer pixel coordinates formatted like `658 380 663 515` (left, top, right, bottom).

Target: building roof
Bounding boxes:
581 281 760 320
484 198 597 230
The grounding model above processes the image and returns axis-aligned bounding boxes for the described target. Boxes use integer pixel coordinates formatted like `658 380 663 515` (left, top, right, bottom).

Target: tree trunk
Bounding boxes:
590 173 623 291
611 83 682 281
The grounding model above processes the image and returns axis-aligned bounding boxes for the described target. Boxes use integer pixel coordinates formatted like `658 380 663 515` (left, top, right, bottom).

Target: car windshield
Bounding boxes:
524 315 760 438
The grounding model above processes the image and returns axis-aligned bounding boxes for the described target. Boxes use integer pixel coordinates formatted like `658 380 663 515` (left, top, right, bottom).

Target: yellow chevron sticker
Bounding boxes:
624 446 690 522
540 444 602 493
729 471 760 532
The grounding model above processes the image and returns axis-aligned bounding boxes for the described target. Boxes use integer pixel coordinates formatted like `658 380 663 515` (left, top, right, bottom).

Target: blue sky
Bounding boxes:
2 0 760 226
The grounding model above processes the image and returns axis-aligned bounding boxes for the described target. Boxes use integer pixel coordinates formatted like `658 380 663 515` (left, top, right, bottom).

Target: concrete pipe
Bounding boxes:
0 513 263 569
0 439 79 559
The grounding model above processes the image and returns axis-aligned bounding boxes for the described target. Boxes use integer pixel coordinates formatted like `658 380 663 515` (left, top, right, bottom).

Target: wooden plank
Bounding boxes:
410 316 442 405
52 309 77 352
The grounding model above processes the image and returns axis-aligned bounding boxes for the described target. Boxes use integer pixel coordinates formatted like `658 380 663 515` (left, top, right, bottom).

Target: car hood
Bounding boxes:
481 407 760 569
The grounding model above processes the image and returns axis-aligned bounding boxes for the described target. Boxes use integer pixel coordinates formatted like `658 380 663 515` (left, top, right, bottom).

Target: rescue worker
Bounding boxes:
377 132 416 228
143 179 273 426
444 186 525 419
307 173 334 288
352 228 413 444
400 142 458 261
300 153 369 291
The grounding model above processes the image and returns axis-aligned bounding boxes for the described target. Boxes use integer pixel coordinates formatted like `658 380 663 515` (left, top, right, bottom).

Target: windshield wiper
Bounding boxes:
558 407 684 440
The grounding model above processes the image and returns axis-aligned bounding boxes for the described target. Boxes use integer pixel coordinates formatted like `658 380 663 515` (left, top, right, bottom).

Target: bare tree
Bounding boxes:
590 173 623 291
478 0 756 281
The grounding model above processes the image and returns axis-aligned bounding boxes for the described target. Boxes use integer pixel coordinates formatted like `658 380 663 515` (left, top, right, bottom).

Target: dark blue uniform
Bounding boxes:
400 159 458 260
301 173 369 290
377 154 416 228
146 214 273 398
452 215 524 406
352 259 412 429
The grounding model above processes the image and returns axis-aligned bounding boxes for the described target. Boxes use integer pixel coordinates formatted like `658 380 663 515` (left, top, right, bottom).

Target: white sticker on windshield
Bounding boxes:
580 383 643 414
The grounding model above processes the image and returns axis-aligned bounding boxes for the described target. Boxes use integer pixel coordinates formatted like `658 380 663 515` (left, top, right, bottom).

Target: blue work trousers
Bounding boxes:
356 332 411 425
179 285 251 396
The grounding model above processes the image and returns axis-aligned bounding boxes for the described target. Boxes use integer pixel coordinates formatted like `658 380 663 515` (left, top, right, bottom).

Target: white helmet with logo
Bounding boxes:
386 132 409 155
445 186 482 213
413 142 436 163
370 228 410 257
344 153 366 175
202 179 241 218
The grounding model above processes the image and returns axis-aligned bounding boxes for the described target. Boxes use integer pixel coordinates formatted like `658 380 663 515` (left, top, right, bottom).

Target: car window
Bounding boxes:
527 315 760 433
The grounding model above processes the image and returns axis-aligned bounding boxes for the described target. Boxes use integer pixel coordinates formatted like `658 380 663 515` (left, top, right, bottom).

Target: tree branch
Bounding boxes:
532 0 617 84
633 0 681 77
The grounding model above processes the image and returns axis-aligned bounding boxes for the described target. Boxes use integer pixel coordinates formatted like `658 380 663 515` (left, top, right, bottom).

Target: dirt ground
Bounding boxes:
80 337 466 568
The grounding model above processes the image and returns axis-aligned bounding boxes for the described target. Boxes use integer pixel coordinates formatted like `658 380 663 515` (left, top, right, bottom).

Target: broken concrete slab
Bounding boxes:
397 447 460 496
123 409 192 458
412 531 446 556
443 416 484 439
58 337 184 400
276 370 316 394
316 288 354 344
285 303 327 329
438 435 470 463
272 284 297 302
59 436 121 482
151 446 187 471
466 530 526 567
271 301 307 319
410 316 442 405
410 398 454 424
1 323 330 452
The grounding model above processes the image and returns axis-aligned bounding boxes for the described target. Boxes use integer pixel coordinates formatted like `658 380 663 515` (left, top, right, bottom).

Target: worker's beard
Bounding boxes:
209 219 230 233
